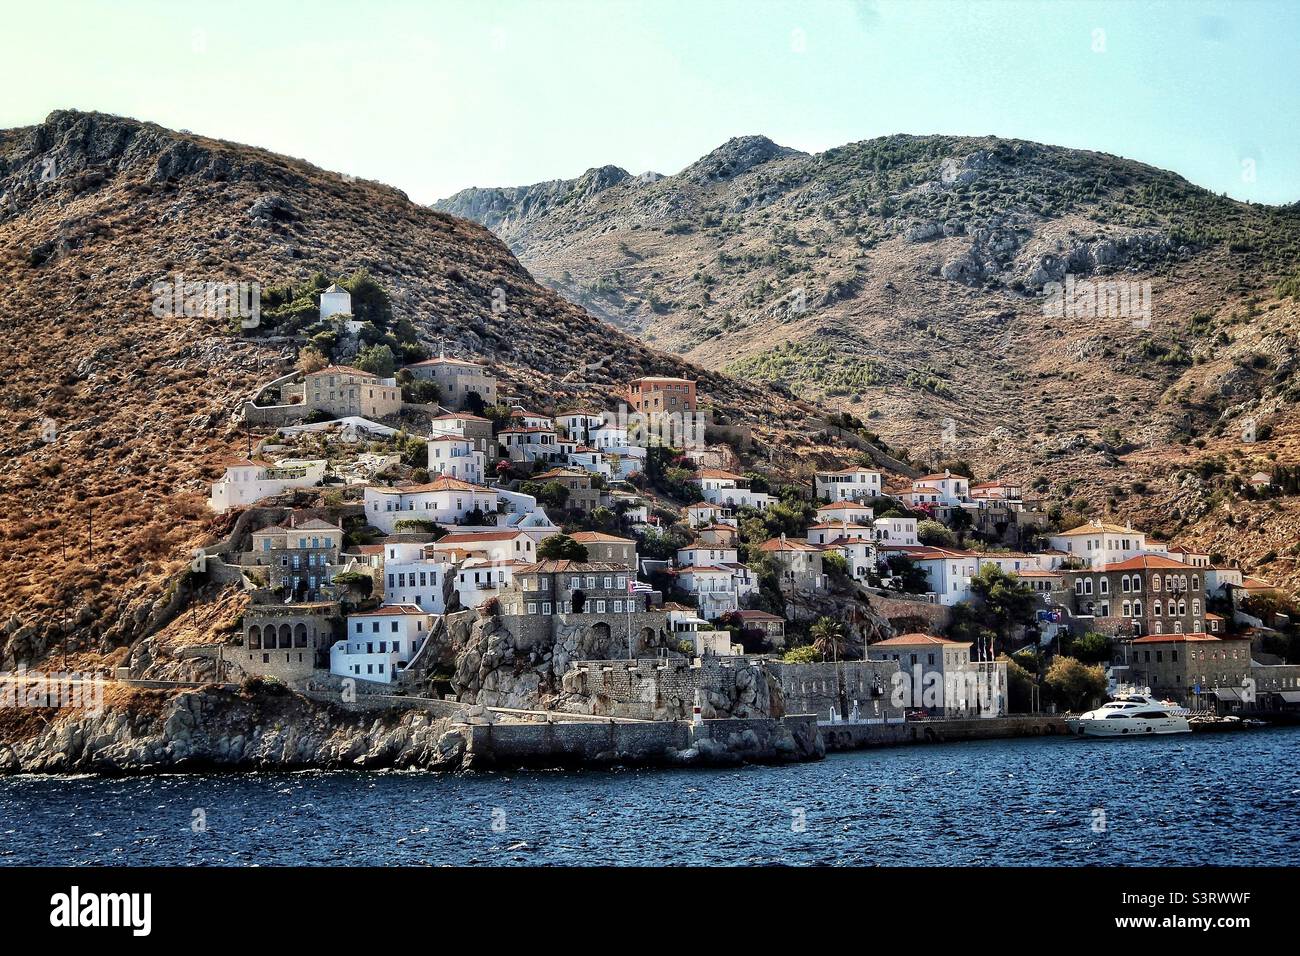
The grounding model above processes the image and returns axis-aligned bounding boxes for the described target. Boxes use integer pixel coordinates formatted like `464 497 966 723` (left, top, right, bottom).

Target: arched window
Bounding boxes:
1192 575 1200 592
1133 599 1142 616
1131 576 1141 593
1152 576 1161 592
1192 599 1201 616
1099 578 1109 595
1121 575 1131 593
1154 600 1162 617
248 625 262 650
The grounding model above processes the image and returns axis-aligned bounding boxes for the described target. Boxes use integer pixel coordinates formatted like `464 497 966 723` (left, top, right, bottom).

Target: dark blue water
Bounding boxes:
3 728 1297 865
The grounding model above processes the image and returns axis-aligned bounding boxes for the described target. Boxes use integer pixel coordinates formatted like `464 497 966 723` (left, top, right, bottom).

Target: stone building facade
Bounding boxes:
1127 633 1252 702
1062 555 1207 638
239 601 340 685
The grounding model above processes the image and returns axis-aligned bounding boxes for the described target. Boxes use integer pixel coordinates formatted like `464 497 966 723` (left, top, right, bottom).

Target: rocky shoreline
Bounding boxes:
0 682 824 776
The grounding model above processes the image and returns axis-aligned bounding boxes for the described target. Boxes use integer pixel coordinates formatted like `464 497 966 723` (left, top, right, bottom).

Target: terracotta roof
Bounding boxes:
570 532 634 544
757 538 821 553
817 501 874 511
1131 633 1231 644
629 376 694 385
1054 522 1142 537
735 610 783 621
915 472 970 482
676 565 733 574
1098 555 1194 572
693 468 744 481
429 434 472 443
372 476 492 494
514 560 632 573
534 468 591 480
871 633 967 647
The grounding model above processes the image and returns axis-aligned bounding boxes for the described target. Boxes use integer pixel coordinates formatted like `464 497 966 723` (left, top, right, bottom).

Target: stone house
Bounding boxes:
499 561 645 618
1062 554 1207 637
756 535 826 592
248 516 344 601
1125 633 1252 704
240 601 340 685
532 467 604 513
406 353 497 410
303 365 402 420
570 531 637 568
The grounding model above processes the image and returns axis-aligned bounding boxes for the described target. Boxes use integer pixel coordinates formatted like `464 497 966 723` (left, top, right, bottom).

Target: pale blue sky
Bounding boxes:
3 0 1298 204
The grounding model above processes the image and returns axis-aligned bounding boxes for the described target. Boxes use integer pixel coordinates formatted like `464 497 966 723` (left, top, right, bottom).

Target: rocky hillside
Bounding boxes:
438 134 1300 591
0 111 852 671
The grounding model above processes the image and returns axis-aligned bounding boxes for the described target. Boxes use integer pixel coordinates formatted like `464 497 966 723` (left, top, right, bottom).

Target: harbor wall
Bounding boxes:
818 714 1069 751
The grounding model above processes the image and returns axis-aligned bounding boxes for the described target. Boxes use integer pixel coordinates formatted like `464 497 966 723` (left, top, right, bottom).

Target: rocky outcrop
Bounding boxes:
782 585 894 659
0 684 469 774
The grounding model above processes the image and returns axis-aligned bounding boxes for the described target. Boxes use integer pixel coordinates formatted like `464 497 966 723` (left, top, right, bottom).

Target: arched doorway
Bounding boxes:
248 625 261 649
278 624 292 649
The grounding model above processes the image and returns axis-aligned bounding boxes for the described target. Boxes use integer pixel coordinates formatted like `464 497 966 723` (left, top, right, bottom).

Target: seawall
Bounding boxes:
818 714 1070 751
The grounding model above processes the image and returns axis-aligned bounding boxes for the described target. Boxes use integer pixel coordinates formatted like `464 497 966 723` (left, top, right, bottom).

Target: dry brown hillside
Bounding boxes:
439 134 1300 592
0 111 859 669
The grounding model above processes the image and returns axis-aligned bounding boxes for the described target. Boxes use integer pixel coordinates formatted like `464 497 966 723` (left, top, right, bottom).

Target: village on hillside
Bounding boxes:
169 278 1300 723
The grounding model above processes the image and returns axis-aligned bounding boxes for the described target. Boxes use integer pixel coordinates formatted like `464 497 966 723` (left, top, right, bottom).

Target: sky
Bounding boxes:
2 0 1298 205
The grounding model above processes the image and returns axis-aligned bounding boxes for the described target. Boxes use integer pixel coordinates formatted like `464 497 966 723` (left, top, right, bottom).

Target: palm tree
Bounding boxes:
810 616 846 662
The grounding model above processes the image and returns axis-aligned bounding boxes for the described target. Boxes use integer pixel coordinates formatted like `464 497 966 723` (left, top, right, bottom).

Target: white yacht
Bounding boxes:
1068 691 1191 737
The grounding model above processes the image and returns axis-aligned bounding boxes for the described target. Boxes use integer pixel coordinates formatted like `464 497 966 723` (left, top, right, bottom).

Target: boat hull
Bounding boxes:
1078 717 1191 737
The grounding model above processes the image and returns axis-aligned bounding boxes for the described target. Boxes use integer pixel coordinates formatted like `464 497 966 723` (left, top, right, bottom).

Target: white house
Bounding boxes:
686 501 736 527
430 529 539 564
556 411 607 443
879 545 976 605
691 469 773 511
566 446 613 481
676 543 739 567
820 536 877 581
427 434 486 484
381 542 454 613
905 470 971 508
673 565 739 620
364 477 499 533
1047 521 1150 569
806 522 875 546
332 605 435 683
454 557 521 610
873 515 918 546
815 465 883 502
816 501 874 525
209 458 327 513
499 426 560 463
510 409 555 431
